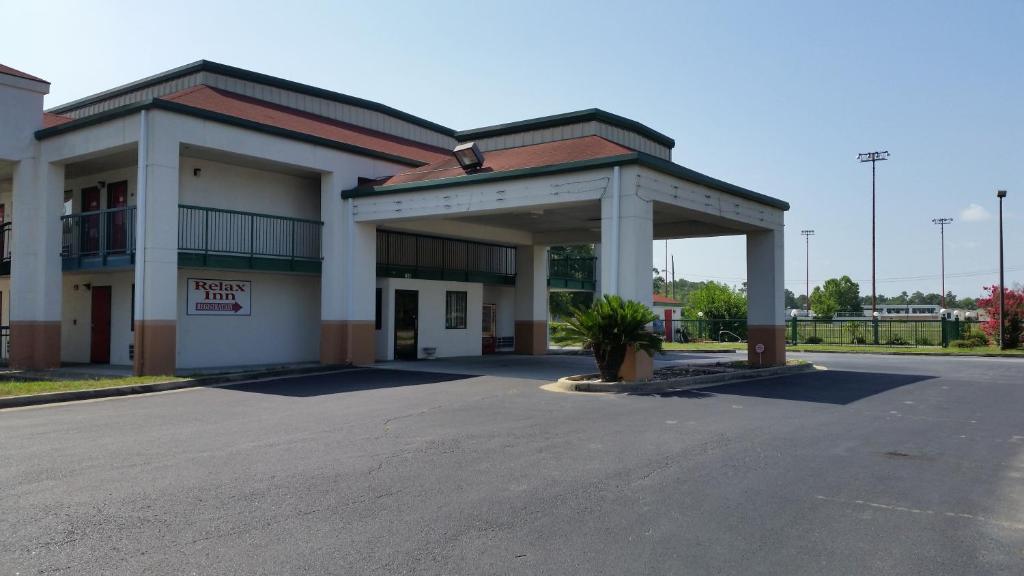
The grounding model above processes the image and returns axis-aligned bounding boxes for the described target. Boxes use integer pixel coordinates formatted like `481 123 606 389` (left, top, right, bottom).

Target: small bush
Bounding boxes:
885 335 910 346
915 336 935 346
966 332 989 346
949 339 975 349
851 336 867 345
803 336 823 344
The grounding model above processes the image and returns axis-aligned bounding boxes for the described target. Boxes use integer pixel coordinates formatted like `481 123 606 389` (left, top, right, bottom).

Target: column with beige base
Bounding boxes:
746 228 786 366
10 157 64 370
600 165 655 379
133 111 180 375
514 245 548 355
320 172 376 365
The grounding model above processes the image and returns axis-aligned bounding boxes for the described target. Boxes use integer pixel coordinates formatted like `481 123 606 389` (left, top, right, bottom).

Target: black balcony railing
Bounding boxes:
548 256 597 291
61 206 137 268
376 229 517 285
178 204 323 272
0 222 10 275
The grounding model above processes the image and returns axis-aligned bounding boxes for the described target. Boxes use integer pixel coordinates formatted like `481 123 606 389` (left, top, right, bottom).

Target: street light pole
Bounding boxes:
997 190 1007 348
858 151 889 317
801 230 815 313
932 218 953 308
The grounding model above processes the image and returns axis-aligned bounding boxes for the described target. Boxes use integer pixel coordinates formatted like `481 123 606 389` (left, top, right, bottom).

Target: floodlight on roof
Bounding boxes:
453 142 485 172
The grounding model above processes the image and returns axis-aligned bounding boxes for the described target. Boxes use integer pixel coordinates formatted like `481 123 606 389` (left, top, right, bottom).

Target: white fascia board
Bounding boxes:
351 168 611 223
637 167 784 231
0 73 49 95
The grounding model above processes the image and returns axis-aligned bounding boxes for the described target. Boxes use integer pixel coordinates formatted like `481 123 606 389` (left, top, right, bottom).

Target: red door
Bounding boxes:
81 187 101 254
90 286 112 364
107 181 128 252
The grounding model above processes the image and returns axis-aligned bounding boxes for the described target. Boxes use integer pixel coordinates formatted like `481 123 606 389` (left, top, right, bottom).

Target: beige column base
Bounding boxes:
747 324 786 366
514 320 547 355
320 320 375 365
133 320 177 376
619 345 653 380
10 321 61 370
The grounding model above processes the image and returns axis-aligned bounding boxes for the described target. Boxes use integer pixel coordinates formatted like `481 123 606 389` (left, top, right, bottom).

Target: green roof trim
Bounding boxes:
46 60 457 137
35 99 430 167
342 153 789 211
455 109 675 149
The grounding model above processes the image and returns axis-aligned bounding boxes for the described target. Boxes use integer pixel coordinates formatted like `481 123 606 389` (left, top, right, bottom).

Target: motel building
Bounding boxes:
0 61 789 378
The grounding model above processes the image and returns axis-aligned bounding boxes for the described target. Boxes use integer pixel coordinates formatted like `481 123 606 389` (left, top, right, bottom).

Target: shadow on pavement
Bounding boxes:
221 368 477 397
655 370 935 405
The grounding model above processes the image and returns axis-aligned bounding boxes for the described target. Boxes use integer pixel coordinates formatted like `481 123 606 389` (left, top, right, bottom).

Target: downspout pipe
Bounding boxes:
610 165 621 295
133 110 148 372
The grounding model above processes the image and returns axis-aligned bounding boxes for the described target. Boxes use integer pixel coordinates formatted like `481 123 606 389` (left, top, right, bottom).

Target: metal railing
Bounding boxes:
0 222 10 273
666 317 987 348
60 206 137 260
787 317 984 347
376 229 517 284
668 318 748 343
178 205 323 262
0 325 8 365
548 257 597 283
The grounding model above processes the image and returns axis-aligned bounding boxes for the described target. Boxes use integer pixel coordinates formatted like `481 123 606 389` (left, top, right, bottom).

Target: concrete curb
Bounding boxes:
0 364 355 410
553 362 817 395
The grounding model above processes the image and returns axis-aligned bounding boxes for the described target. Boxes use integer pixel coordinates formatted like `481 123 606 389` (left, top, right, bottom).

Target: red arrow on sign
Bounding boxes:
232 302 243 313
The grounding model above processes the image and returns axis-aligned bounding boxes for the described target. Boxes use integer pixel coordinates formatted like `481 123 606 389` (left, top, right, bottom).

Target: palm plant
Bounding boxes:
552 295 663 381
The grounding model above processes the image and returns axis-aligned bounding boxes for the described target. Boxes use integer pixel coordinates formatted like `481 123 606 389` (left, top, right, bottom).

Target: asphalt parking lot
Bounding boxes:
1 352 1022 575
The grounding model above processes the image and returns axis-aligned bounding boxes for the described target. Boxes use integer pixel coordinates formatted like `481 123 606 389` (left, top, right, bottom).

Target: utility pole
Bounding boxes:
671 254 676 302
932 218 953 308
997 190 1007 348
664 239 669 297
801 230 815 312
858 151 889 317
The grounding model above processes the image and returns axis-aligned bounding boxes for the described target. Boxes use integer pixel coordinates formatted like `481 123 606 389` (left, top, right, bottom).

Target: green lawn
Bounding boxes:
663 341 1024 357
0 376 183 398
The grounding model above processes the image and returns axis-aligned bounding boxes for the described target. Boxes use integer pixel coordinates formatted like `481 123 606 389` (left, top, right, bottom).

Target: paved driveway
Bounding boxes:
1 353 1022 575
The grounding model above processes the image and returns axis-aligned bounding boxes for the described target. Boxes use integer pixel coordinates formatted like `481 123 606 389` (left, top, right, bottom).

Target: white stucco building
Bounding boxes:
0 60 789 377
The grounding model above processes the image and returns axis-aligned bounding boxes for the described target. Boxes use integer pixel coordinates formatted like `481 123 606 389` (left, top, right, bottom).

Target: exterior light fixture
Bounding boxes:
453 142 485 172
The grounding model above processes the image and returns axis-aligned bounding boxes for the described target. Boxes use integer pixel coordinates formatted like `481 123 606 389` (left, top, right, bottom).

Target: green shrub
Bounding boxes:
851 335 867 345
551 295 662 381
803 336 823 344
966 332 989 346
915 336 935 346
949 339 975 348
885 335 910 346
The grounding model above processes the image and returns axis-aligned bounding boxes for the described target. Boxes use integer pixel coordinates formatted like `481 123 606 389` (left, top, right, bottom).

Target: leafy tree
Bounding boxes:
549 245 595 259
684 281 747 319
810 287 839 319
552 295 663 381
977 285 1024 349
549 291 593 321
784 289 800 309
548 245 597 320
815 276 863 315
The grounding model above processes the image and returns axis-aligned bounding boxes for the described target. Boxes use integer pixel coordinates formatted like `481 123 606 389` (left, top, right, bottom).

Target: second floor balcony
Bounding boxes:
548 256 596 291
59 205 323 273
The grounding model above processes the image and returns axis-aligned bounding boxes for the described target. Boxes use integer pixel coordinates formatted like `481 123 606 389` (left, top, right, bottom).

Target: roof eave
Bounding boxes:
343 153 790 211
44 60 456 137
455 108 676 149
34 98 430 168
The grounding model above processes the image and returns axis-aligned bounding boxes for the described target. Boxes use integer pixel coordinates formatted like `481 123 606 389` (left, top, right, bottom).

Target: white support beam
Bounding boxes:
745 229 786 366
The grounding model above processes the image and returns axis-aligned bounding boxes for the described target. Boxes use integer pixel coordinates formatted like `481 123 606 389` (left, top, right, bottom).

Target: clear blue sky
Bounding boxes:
2 0 1020 299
